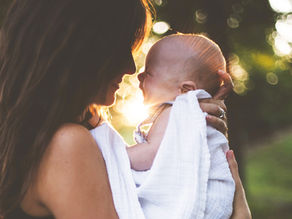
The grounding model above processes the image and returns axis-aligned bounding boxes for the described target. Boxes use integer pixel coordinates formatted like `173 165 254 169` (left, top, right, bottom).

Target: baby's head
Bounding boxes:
138 34 226 106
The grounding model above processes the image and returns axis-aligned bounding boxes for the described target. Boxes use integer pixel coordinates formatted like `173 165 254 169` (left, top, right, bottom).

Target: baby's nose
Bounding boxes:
138 72 144 82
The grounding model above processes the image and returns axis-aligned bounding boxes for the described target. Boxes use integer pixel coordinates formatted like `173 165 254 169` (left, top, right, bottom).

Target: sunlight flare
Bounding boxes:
115 91 149 126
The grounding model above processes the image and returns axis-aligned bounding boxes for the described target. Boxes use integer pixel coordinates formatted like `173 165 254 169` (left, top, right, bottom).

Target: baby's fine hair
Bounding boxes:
162 34 226 95
163 33 226 70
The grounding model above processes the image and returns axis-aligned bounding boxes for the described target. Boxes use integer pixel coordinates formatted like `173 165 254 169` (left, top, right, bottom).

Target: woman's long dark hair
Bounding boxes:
0 0 153 215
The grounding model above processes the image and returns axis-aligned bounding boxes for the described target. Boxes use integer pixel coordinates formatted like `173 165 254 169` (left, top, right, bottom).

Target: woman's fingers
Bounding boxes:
226 150 252 219
226 150 241 185
199 100 228 136
206 114 228 137
199 100 227 115
214 70 234 100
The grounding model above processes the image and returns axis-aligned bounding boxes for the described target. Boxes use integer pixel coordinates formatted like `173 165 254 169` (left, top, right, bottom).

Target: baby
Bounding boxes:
126 34 235 219
127 34 224 169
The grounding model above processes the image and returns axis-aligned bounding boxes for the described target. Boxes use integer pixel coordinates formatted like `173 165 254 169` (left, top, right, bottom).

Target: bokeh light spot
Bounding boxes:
275 15 292 43
153 21 170 35
266 72 279 85
227 16 240 28
229 54 249 95
230 54 249 81
195 9 208 24
274 34 292 56
234 80 247 95
269 0 292 13
154 0 163 6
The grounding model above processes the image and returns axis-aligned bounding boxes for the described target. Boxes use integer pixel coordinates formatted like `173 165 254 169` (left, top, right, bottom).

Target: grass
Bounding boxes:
245 134 292 219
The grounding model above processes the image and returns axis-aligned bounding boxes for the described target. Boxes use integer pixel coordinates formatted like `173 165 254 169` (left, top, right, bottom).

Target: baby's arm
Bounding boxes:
127 106 171 171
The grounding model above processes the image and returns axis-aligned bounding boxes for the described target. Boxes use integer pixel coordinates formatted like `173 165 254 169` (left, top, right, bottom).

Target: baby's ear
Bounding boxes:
179 81 197 93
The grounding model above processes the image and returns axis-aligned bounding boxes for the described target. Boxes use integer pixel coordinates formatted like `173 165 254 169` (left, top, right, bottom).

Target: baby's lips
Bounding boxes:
139 84 143 91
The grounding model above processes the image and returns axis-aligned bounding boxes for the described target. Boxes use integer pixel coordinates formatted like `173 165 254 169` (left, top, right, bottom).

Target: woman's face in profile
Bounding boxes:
103 48 136 106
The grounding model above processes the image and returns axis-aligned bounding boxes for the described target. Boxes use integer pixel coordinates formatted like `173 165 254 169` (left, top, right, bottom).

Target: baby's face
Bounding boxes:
138 40 189 106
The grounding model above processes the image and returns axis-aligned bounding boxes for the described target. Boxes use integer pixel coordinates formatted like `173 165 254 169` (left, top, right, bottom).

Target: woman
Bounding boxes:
0 0 251 218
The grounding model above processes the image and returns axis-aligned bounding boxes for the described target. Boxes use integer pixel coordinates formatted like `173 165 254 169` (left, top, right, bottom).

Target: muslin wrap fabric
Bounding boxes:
90 122 146 219
90 90 235 219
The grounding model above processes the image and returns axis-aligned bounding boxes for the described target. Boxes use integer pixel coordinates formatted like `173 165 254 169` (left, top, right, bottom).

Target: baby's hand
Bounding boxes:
214 70 234 100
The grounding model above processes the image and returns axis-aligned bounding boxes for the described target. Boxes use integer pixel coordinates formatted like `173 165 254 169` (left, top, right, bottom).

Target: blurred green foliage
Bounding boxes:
246 133 292 218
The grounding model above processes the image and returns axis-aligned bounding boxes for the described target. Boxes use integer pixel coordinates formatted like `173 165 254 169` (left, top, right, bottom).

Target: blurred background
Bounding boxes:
1 0 292 218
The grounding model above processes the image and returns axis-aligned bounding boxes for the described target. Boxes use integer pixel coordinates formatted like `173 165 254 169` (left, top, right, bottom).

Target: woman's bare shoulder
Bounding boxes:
50 123 96 150
35 123 118 218
41 123 100 167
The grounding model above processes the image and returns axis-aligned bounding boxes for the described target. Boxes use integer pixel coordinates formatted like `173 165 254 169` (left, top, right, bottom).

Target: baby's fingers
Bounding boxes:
214 70 234 100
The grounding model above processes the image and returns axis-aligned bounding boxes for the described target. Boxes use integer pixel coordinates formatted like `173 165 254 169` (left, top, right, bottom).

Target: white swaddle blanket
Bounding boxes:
132 90 235 219
90 89 235 219
90 123 146 219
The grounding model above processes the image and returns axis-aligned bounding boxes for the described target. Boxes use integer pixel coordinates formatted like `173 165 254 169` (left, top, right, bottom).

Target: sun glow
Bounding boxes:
110 37 157 130
111 74 149 127
115 92 149 126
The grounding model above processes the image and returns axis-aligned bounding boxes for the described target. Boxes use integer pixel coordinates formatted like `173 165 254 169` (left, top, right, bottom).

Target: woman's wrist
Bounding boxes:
227 150 252 219
231 210 252 219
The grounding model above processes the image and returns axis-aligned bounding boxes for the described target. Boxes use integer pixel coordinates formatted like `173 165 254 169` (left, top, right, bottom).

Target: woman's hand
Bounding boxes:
226 150 252 219
199 70 233 137
199 98 228 136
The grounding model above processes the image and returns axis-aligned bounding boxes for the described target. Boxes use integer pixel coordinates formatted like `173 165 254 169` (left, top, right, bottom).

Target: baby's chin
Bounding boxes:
143 98 165 107
142 99 153 106
143 97 155 106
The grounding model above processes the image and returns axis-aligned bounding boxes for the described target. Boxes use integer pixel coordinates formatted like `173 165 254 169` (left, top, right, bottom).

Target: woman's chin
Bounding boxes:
104 96 117 107
103 85 119 106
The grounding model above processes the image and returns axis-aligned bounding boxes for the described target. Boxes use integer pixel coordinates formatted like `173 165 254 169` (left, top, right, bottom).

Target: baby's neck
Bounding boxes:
143 102 172 125
148 99 174 111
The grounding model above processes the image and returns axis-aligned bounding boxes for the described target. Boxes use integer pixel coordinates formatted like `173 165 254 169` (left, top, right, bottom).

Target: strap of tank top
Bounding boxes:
136 101 174 137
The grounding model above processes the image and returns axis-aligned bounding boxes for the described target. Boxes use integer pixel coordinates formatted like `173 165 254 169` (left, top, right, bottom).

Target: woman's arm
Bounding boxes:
226 150 252 219
36 124 118 219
